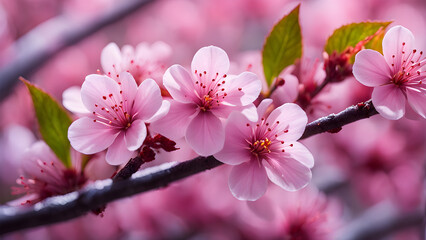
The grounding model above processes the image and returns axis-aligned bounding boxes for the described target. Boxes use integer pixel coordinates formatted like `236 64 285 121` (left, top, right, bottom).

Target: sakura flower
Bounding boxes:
353 25 426 120
151 46 262 156
101 41 171 85
12 141 86 205
276 188 342 240
68 72 165 165
214 99 313 201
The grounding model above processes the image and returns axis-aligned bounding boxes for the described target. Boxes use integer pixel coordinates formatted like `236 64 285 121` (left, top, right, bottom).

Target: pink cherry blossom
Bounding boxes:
101 41 171 85
214 99 313 201
11 141 86 205
353 25 426 120
276 187 342 240
151 46 262 156
68 72 165 165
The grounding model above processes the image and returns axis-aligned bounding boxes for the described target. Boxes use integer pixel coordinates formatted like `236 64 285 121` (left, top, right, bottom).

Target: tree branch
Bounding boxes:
335 202 424 240
0 0 154 100
300 99 377 139
0 100 378 235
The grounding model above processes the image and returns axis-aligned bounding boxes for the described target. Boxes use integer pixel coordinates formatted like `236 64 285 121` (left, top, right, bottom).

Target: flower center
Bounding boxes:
92 92 133 130
250 138 272 156
13 160 86 205
194 69 229 111
245 117 290 160
390 43 425 87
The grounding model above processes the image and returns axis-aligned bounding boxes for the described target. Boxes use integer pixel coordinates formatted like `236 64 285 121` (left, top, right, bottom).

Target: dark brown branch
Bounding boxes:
300 99 377 139
0 156 222 235
0 0 154 100
0 100 379 235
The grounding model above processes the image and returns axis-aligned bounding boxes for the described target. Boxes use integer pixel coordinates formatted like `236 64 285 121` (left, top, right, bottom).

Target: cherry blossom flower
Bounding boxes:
353 25 426 120
101 41 171 85
276 188 342 240
151 46 262 156
11 141 86 205
214 99 313 201
68 72 165 165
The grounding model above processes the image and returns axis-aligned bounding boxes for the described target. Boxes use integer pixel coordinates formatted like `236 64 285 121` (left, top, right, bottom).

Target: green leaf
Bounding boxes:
324 21 392 55
262 5 302 87
23 79 73 168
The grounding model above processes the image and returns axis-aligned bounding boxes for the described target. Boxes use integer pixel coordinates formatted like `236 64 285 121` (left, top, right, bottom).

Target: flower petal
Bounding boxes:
163 64 197 103
117 72 138 104
271 74 299 104
146 100 171 123
106 133 137 165
68 117 119 154
240 103 258 122
62 86 89 114
263 155 312 191
133 79 163 120
223 72 261 106
150 100 197 139
228 161 268 201
186 111 225 156
284 142 314 168
382 25 415 72
101 42 122 76
372 85 406 120
140 41 172 61
211 104 258 122
214 112 252 166
21 141 58 175
191 46 230 82
80 74 121 113
268 103 308 142
124 119 147 151
257 98 273 118
406 86 426 119
353 49 392 87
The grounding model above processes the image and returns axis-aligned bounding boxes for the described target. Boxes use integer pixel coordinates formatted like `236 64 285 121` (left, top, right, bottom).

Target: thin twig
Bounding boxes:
0 100 379 235
0 0 154 100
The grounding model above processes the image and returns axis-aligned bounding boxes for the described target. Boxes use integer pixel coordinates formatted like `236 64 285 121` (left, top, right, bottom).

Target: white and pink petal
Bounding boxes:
62 86 90 115
372 85 406 120
268 103 308 142
146 100 171 123
150 100 198 140
106 133 137 165
68 117 120 155
117 72 138 105
406 87 426 119
222 72 261 106
283 142 314 168
191 46 230 83
185 111 225 156
101 42 122 76
228 161 268 201
132 79 163 120
263 156 312 191
353 49 392 87
382 25 415 71
80 74 122 113
124 119 147 151
163 65 197 103
214 112 253 166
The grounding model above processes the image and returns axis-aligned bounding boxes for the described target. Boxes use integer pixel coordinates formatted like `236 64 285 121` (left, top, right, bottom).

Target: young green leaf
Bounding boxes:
23 79 73 168
262 5 302 87
324 21 392 55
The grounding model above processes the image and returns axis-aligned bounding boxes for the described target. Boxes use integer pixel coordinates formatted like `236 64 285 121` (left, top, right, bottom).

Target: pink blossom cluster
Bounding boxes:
64 45 314 201
0 0 425 239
